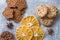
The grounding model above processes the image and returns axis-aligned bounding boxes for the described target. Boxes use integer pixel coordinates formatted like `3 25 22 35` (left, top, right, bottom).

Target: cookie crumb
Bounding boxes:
7 23 13 29
48 29 53 35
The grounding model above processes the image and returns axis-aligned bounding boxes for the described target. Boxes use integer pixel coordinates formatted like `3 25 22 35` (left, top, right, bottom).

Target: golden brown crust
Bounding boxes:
3 7 13 19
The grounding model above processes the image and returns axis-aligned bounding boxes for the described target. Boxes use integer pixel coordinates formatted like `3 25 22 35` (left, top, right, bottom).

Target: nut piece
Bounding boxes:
40 17 54 26
17 0 27 10
1 31 14 40
36 5 48 18
3 7 13 19
7 23 13 29
47 5 58 18
48 29 53 35
12 9 24 22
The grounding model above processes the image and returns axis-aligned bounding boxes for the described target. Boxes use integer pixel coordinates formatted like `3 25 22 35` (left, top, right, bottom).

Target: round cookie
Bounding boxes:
21 16 39 27
31 26 44 40
36 5 48 18
1 31 14 40
40 17 54 26
47 5 58 18
16 26 33 40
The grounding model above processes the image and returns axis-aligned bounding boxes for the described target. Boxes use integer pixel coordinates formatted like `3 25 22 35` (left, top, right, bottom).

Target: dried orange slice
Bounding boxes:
16 25 33 40
21 16 39 27
31 26 44 40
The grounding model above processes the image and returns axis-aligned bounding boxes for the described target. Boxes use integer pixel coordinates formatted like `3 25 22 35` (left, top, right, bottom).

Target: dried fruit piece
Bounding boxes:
16 25 33 40
21 16 39 27
31 26 44 40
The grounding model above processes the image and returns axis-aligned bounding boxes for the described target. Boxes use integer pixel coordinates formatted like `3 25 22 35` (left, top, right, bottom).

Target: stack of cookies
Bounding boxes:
3 0 27 23
36 5 58 26
16 16 44 40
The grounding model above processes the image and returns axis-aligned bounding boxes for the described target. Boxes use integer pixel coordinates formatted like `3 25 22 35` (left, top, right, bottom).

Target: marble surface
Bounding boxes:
0 0 60 40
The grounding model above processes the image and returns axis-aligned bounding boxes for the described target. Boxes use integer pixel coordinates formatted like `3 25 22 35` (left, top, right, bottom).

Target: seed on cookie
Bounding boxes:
36 5 48 18
3 7 13 19
40 17 54 26
1 31 14 40
47 5 58 18
12 9 24 23
17 0 27 10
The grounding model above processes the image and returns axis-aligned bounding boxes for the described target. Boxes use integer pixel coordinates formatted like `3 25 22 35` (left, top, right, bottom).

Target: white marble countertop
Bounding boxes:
0 0 60 40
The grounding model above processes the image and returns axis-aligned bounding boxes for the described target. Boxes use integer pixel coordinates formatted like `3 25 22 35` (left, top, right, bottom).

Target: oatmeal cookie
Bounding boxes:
3 7 13 19
40 17 54 26
1 31 14 40
47 5 58 18
36 5 48 18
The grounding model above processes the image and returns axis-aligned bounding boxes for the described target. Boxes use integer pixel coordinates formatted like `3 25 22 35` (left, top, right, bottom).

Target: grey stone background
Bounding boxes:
0 0 60 40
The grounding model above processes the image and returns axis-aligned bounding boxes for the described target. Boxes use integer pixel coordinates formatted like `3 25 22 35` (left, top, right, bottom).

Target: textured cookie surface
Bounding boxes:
31 26 44 40
16 26 33 40
47 5 58 18
3 7 13 19
6 0 19 7
17 0 27 10
40 17 54 26
36 5 48 18
1 31 14 40
21 16 39 27
12 9 24 22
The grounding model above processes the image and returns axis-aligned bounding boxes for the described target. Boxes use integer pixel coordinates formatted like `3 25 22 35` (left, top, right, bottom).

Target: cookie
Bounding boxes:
40 17 54 26
47 5 58 18
16 26 33 40
17 0 27 10
0 36 5 40
21 16 39 27
36 5 48 18
3 7 13 19
31 26 44 40
6 0 19 7
12 9 24 22
1 31 14 40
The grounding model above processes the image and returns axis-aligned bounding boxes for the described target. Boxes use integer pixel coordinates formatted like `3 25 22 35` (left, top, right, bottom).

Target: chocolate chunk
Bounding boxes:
7 23 13 29
48 29 53 35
